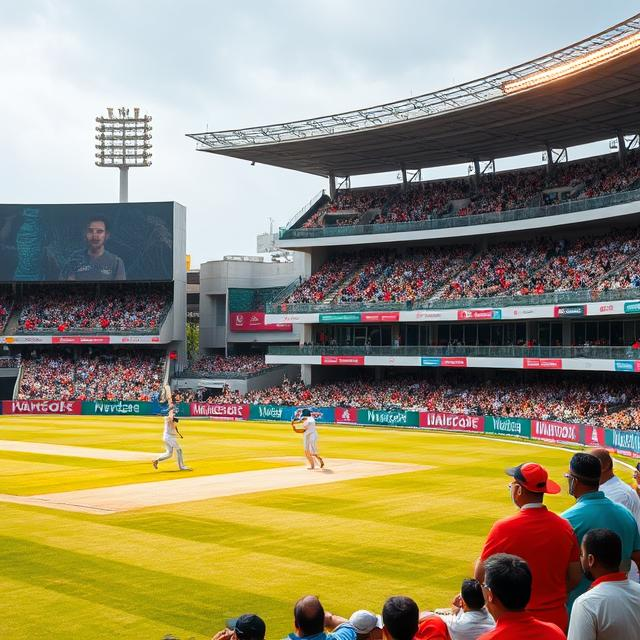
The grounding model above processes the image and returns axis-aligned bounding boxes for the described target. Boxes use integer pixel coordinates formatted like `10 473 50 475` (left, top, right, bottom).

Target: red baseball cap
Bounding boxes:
506 462 561 494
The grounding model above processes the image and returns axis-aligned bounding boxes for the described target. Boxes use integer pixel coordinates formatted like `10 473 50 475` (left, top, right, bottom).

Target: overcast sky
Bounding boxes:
1 2 638 265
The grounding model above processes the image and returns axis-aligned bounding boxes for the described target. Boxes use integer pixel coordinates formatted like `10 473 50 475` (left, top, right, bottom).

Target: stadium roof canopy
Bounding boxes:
188 14 640 178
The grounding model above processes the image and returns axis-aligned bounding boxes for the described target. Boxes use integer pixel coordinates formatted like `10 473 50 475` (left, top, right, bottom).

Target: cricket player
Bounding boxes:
152 405 192 471
291 408 324 470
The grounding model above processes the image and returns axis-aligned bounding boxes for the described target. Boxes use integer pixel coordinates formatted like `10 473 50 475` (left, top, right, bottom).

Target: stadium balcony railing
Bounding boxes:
280 187 640 240
269 344 640 360
266 286 640 315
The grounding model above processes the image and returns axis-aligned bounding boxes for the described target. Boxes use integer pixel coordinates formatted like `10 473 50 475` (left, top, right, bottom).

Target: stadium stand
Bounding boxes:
15 284 171 333
298 149 640 230
187 354 274 376
283 228 640 305
213 374 640 430
17 350 165 400
0 295 13 333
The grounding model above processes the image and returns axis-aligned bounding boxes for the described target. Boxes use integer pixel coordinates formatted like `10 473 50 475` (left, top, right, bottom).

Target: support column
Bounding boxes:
301 364 311 386
562 320 572 346
617 133 626 166
119 167 129 203
545 144 553 175
473 158 481 190
401 165 408 192
328 172 336 199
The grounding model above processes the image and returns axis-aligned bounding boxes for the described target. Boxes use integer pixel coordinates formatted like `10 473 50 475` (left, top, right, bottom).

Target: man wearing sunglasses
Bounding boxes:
561 452 640 611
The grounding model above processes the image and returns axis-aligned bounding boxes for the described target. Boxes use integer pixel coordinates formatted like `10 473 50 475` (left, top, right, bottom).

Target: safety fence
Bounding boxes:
2 400 639 458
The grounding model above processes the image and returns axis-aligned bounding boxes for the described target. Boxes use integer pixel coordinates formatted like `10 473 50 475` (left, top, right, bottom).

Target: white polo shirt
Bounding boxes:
441 608 495 640
600 475 640 581
568 575 640 640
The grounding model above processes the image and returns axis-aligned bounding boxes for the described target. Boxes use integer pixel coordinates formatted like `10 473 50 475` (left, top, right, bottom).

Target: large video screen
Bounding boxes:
0 202 173 282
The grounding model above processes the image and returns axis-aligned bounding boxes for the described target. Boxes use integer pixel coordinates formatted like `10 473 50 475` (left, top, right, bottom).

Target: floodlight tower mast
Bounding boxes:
95 107 152 202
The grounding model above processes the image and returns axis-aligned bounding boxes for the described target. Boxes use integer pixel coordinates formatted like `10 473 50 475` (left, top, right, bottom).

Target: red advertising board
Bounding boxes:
2 400 82 414
584 425 605 447
441 357 467 368
361 312 400 323
523 358 562 370
321 355 365 366
419 411 484 432
457 309 494 320
189 403 249 420
532 419 581 444
335 407 359 424
229 312 292 333
51 336 111 344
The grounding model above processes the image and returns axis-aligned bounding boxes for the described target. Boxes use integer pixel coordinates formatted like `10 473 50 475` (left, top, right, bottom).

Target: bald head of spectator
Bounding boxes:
294 596 325 638
589 448 615 484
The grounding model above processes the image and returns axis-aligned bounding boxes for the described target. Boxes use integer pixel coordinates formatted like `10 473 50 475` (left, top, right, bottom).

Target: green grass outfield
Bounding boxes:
1 415 636 640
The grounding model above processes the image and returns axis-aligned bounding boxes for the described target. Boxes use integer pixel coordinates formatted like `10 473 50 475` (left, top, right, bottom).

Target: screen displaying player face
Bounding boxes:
0 202 174 282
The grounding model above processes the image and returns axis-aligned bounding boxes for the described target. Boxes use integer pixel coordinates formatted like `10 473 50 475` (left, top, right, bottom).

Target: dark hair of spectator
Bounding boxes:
583 528 622 572
484 553 532 611
294 596 325 637
461 578 485 610
382 596 419 640
570 453 602 487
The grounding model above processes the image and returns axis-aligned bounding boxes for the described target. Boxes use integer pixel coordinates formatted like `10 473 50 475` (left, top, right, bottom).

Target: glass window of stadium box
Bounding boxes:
537 321 562 346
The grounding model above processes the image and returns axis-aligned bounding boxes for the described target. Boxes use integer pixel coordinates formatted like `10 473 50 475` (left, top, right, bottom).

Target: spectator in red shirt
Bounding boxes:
475 463 581 632
478 554 565 640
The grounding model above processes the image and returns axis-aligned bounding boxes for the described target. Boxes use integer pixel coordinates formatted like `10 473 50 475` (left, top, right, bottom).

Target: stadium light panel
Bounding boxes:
502 31 640 94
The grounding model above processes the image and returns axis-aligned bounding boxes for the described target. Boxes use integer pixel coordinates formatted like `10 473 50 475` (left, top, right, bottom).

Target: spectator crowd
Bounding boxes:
283 228 640 305
17 350 165 400
298 149 640 230
187 354 273 376
16 285 171 333
212 376 640 430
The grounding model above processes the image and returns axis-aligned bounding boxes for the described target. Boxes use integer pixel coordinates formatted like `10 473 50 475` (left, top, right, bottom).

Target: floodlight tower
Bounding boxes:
95 107 152 202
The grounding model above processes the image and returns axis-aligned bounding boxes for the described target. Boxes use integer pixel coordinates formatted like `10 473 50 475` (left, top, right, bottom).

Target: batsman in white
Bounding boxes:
291 408 324 470
152 384 192 471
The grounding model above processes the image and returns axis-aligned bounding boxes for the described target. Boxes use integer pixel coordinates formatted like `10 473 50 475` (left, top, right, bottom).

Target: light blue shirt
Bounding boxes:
562 491 640 608
287 624 357 640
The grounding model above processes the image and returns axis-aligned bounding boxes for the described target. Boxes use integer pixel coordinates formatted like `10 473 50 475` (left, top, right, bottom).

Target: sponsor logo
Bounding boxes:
421 357 441 367
513 308 535 317
523 358 562 370
319 313 361 323
554 305 586 318
190 403 249 419
624 301 640 314
119 336 159 344
366 410 408 425
415 310 442 320
615 360 635 372
92 401 141 415
229 312 292 332
361 312 400 323
456 309 501 320
611 429 640 454
51 336 111 344
257 405 284 419
419 412 484 432
586 426 604 446
532 420 579 443
599 304 614 313
283 315 303 323
492 417 524 435
3 400 81 414
441 357 467 367
321 355 365 366
336 407 358 424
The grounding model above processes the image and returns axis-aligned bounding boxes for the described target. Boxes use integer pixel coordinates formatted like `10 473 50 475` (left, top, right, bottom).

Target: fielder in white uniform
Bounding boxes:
152 407 192 471
291 408 324 470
